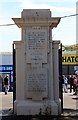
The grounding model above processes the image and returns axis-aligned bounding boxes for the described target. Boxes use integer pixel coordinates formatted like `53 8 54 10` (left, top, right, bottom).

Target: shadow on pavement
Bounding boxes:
1 115 78 120
1 109 78 120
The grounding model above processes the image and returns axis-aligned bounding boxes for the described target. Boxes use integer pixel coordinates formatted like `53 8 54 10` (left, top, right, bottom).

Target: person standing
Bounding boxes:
4 76 9 95
64 75 68 93
73 76 77 95
69 75 74 93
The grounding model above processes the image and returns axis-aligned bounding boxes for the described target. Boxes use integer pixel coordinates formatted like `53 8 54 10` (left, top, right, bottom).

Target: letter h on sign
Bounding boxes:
62 56 66 62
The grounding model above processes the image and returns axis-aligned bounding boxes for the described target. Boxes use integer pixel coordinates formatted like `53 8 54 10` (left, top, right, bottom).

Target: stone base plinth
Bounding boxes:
14 100 61 115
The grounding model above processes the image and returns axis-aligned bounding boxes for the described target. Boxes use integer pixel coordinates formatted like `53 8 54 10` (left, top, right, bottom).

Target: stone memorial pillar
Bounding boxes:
12 9 61 115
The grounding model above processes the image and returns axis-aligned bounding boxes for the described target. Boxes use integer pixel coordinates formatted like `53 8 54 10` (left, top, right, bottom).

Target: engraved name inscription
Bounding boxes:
27 69 47 92
26 28 47 63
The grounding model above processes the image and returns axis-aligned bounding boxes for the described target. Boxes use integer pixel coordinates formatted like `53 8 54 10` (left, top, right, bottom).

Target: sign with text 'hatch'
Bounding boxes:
62 54 78 65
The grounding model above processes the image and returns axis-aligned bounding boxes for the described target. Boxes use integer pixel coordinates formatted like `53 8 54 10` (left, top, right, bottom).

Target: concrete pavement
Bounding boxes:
0 92 13 116
63 92 78 110
0 92 13 110
63 92 78 117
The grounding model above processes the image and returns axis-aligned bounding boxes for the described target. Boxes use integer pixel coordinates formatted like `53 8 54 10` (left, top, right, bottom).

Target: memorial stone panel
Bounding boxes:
25 27 49 100
26 68 48 100
26 27 48 63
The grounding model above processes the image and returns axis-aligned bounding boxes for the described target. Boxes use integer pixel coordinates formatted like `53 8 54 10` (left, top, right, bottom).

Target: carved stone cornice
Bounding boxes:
12 17 61 29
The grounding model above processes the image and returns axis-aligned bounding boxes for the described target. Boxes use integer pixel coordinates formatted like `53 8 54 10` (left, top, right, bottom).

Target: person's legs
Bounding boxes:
73 85 76 92
64 84 66 92
64 84 67 93
66 84 68 92
70 84 72 93
5 85 8 95
73 86 77 95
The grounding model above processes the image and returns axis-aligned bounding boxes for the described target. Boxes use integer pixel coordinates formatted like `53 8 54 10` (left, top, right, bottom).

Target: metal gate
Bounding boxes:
59 43 63 113
13 43 16 112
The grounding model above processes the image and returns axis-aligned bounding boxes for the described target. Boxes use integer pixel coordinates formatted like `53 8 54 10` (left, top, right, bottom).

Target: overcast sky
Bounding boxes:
0 0 77 52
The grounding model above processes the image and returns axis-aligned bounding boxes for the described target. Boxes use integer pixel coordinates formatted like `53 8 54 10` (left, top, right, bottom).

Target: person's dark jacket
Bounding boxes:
4 77 8 85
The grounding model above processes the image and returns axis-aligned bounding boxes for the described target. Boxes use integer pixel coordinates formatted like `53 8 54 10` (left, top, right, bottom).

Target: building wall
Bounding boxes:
0 52 13 92
0 52 13 65
62 65 75 75
62 50 78 76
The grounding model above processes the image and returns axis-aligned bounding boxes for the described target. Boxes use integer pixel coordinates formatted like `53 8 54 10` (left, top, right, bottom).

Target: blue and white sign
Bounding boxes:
0 65 13 71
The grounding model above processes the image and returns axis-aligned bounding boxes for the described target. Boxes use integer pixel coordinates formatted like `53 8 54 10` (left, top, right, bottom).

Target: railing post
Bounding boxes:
13 43 16 113
59 43 63 113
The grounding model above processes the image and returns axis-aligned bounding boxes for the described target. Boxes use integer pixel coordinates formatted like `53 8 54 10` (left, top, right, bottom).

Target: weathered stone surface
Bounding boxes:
26 27 48 63
12 9 61 115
